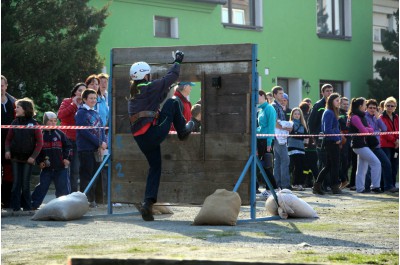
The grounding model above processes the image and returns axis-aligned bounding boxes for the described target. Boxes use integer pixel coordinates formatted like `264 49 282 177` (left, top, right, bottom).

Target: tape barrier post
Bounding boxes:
233 44 280 223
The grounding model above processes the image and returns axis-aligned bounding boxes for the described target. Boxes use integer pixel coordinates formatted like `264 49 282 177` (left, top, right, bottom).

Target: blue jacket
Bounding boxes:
75 105 106 152
95 95 109 126
128 63 180 134
321 109 341 142
257 102 276 147
36 129 72 170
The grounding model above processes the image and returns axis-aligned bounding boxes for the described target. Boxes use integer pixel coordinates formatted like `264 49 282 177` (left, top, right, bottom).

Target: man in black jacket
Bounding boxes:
307 84 333 188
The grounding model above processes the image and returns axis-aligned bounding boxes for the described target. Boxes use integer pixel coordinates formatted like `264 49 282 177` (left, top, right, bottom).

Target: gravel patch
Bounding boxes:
1 189 398 264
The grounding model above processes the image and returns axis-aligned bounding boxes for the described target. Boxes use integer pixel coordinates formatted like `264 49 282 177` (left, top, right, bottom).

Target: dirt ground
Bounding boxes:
1 188 399 265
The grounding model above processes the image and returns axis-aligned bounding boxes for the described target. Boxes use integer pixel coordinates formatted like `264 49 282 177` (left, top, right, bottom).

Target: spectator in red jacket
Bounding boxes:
170 81 194 131
57 82 87 192
379 96 399 189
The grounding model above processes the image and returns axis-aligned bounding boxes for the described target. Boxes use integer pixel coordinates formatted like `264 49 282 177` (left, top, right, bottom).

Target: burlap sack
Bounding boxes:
193 189 241 226
32 192 89 221
265 189 318 219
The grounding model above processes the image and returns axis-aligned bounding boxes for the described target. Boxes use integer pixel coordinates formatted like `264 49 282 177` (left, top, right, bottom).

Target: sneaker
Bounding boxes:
349 186 356 191
291 185 305 191
387 187 399 193
140 202 154 221
260 190 271 198
113 203 122 207
360 189 371 193
371 188 383 193
339 180 349 189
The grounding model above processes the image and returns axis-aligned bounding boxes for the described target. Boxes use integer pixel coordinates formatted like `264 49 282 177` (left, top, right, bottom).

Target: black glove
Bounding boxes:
174 50 184 64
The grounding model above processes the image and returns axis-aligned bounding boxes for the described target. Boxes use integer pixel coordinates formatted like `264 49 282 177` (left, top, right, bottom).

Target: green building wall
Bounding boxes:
92 0 372 106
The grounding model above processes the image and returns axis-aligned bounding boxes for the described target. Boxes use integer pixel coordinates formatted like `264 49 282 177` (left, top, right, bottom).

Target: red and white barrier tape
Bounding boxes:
1 125 109 130
256 131 399 137
1 125 398 137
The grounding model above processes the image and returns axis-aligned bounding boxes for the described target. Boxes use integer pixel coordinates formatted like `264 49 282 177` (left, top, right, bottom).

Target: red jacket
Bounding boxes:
380 111 399 148
57 97 79 141
170 91 192 131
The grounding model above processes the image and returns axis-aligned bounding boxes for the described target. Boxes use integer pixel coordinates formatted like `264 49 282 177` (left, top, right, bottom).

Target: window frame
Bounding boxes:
154 16 179 39
317 0 352 40
222 0 263 30
319 80 344 97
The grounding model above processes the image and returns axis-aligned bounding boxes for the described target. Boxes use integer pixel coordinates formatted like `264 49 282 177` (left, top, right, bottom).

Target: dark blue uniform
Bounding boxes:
128 63 188 205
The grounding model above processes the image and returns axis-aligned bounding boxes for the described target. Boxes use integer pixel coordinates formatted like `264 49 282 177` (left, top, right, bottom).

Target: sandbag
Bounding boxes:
265 189 318 219
32 192 89 221
193 189 241 226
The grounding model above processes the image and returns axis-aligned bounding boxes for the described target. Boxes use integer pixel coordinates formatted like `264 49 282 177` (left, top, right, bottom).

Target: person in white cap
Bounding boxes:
128 50 194 221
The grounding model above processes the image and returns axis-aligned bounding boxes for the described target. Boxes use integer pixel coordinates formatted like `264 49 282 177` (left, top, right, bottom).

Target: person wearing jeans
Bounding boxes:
364 99 397 193
270 86 291 190
348 97 382 193
380 97 399 190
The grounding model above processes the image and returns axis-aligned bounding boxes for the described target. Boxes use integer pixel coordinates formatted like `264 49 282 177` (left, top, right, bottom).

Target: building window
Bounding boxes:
319 80 344 97
317 0 352 39
222 0 263 29
373 27 387 43
154 16 179 38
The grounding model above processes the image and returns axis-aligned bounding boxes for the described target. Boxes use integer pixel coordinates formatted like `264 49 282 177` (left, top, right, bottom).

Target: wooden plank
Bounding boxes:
112 134 203 161
112 180 249 204
204 134 250 160
111 159 250 204
112 44 254 65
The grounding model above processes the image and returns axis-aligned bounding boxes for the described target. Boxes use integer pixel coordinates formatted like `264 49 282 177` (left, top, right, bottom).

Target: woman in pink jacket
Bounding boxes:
348 97 381 193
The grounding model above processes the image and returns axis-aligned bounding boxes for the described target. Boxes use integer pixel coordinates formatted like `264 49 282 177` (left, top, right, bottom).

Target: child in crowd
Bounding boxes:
31 112 72 210
75 89 107 208
288 107 308 191
190 104 201 132
4 98 43 211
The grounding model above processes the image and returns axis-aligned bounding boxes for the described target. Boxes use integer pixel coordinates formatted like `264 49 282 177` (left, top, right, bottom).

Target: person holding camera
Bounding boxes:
128 50 194 221
31 112 72 210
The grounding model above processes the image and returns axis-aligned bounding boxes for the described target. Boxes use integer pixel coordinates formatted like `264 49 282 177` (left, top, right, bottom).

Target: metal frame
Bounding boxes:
86 44 279 218
233 44 280 222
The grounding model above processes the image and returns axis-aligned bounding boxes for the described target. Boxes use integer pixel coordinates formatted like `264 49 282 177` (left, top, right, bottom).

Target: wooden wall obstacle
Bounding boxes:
110 44 256 204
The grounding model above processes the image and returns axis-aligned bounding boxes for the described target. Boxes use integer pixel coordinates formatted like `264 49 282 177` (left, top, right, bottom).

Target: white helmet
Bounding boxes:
130 62 151 80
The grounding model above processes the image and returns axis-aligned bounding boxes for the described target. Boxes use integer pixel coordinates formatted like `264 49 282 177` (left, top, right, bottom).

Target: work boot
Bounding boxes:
331 185 343 194
177 120 194 141
312 182 325 195
140 201 154 221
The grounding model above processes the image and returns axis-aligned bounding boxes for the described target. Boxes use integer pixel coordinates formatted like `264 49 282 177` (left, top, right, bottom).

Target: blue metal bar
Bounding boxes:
107 49 114 215
233 154 254 192
249 44 258 220
237 216 281 223
83 154 111 195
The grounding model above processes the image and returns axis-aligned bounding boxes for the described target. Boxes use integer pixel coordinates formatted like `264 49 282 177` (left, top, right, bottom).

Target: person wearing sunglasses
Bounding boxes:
380 97 399 191
365 99 398 193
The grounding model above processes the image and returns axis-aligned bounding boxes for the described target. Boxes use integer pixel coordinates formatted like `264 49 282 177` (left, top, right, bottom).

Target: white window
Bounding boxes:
373 27 388 43
154 16 179 38
317 0 352 39
222 0 263 29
